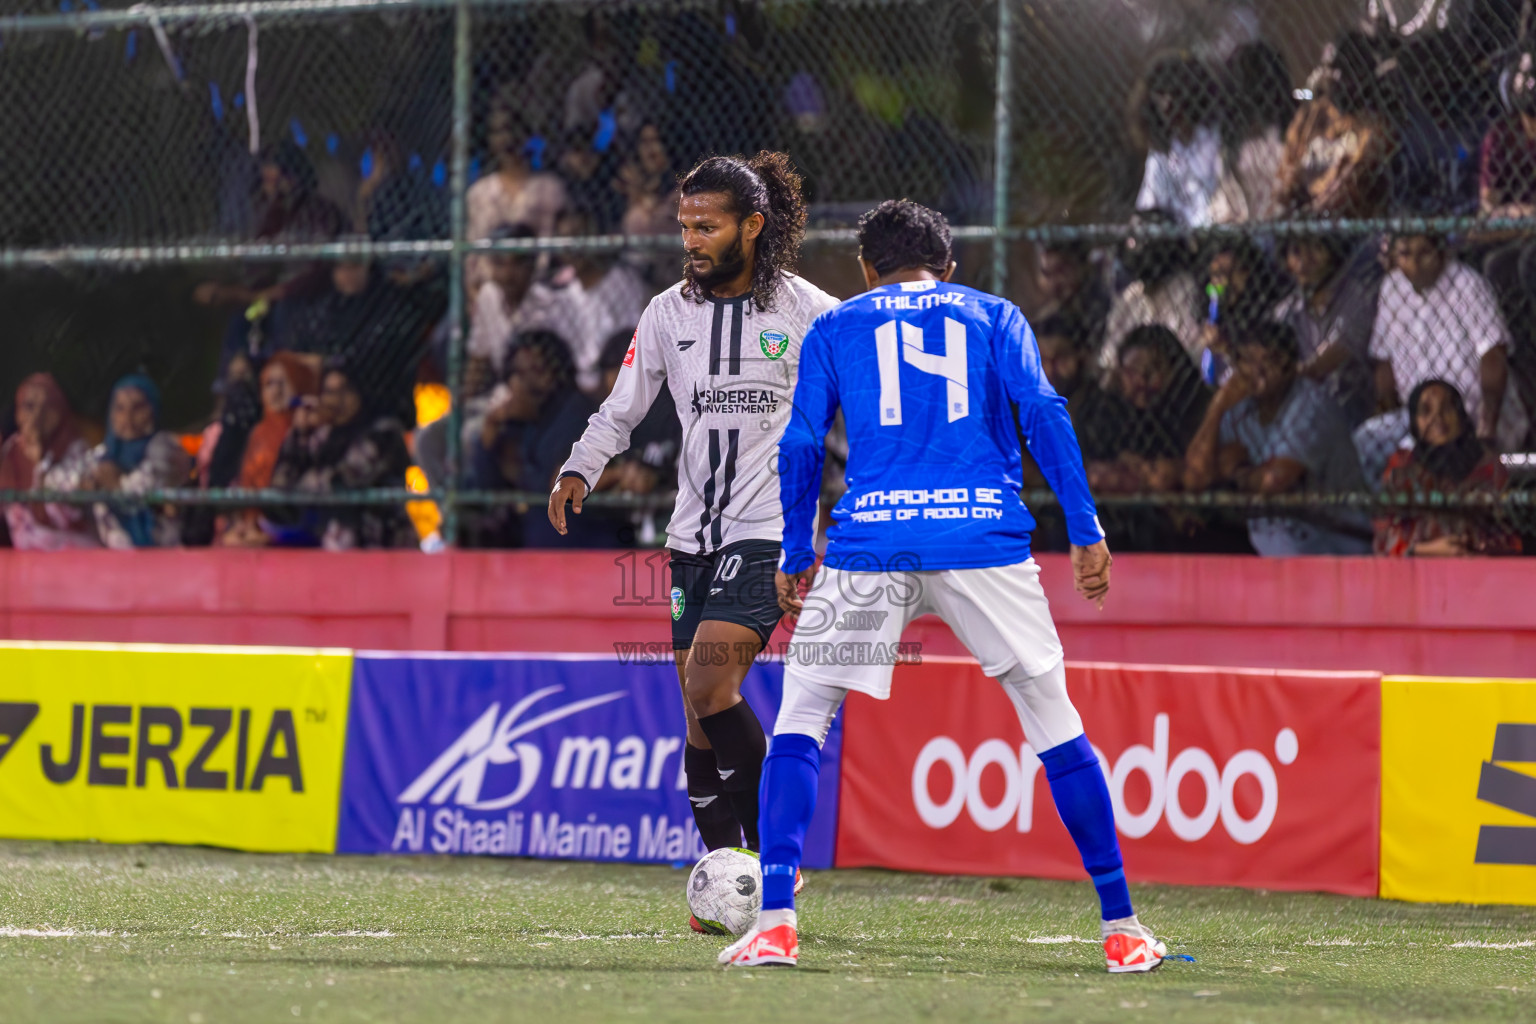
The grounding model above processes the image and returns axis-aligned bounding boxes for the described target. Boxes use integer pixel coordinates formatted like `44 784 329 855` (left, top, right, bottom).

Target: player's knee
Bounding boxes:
773 678 845 745
999 659 1084 752
683 670 739 717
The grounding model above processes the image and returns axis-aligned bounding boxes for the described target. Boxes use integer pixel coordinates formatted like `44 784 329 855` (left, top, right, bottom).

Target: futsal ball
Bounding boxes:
686 847 762 936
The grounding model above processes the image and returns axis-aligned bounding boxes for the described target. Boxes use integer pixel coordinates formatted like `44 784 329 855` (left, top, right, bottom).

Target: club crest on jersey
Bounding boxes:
670 586 685 621
759 329 789 361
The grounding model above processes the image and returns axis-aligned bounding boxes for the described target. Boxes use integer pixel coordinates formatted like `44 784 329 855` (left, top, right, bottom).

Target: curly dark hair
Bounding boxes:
507 329 576 391
679 150 807 312
857 199 953 278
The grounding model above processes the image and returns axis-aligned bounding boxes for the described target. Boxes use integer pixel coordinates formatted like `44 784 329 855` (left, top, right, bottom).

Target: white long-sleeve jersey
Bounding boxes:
560 273 839 554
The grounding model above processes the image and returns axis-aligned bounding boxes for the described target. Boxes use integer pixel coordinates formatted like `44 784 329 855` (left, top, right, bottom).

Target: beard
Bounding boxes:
683 233 748 295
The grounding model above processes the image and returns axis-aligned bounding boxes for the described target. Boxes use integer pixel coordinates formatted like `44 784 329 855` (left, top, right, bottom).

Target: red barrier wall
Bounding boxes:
837 660 1382 896
0 550 1531 676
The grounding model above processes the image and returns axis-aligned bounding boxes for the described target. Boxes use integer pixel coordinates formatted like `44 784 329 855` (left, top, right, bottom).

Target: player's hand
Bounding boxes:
547 475 588 535
1070 540 1112 610
776 566 816 617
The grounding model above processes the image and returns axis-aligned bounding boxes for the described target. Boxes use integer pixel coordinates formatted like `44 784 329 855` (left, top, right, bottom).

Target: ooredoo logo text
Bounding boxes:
910 713 1298 845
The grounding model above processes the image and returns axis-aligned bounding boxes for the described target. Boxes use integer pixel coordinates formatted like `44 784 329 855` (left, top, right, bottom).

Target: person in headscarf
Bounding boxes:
219 353 320 547
0 373 99 550
1375 380 1522 557
87 374 192 549
270 359 416 550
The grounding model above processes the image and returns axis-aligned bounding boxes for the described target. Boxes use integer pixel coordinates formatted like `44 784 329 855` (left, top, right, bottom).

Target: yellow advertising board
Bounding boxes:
1381 675 1536 905
0 642 352 853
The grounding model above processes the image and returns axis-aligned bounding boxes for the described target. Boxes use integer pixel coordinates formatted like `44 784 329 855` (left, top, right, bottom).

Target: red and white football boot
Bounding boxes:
1103 920 1167 974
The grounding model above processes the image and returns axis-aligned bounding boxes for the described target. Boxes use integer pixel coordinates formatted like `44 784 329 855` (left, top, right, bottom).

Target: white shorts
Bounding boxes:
781 558 1063 699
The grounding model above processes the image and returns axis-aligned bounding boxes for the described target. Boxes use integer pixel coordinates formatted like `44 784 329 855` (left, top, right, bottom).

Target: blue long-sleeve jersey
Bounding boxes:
778 279 1104 574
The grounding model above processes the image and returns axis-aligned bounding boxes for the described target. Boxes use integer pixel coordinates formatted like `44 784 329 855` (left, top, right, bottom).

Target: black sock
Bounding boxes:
696 701 767 851
684 743 742 851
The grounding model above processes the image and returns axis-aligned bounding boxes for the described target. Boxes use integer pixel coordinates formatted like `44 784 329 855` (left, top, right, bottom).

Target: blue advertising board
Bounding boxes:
337 654 842 869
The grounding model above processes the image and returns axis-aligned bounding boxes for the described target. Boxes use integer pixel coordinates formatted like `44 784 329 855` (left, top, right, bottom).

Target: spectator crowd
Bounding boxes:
1 14 1531 557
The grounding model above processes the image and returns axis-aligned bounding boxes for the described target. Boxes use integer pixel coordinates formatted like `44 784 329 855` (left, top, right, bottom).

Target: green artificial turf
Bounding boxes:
0 839 1531 1023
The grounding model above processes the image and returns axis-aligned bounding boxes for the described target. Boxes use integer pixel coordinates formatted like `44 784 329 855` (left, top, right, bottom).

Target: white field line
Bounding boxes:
0 927 123 938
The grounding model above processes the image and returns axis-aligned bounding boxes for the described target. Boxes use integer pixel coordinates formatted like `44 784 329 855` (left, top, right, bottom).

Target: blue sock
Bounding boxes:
757 733 821 911
1038 734 1133 921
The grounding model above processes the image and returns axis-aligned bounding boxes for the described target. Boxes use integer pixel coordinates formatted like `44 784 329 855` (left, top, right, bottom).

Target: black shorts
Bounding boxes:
669 539 784 651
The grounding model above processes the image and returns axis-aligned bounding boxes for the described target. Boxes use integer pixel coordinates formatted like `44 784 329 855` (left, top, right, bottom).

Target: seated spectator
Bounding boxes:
1387 33 1484 216
1101 209 1203 373
1132 53 1225 228
269 256 428 427
1083 326 1220 552
180 376 264 548
1185 321 1372 556
1198 235 1286 383
86 374 192 549
1210 42 1294 224
584 328 682 546
1088 325 1210 495
616 121 683 289
464 223 588 397
1276 32 1392 218
1363 233 1527 481
270 361 417 550
466 101 567 295
1375 380 1521 557
543 207 652 395
557 126 624 234
616 121 681 237
0 373 98 550
466 331 597 547
220 353 320 547
1031 241 1110 352
1271 232 1380 428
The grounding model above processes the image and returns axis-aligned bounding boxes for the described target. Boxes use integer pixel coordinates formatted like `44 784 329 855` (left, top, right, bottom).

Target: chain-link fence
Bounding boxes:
0 0 1532 556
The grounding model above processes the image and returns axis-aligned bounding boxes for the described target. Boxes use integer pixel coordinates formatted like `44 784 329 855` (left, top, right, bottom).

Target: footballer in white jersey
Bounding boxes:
549 154 835 917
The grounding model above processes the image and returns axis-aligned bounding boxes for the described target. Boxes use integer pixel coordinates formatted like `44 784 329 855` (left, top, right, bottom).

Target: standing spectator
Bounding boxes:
1132 53 1225 228
220 353 320 547
1101 209 1204 372
271 361 417 551
86 374 192 549
1375 379 1521 557
1365 233 1526 468
1185 321 1371 555
1479 48 1536 430
0 373 98 550
467 331 597 547
464 224 587 393
1031 241 1111 352
466 101 568 295
1211 41 1295 223
1277 32 1393 218
1272 233 1380 427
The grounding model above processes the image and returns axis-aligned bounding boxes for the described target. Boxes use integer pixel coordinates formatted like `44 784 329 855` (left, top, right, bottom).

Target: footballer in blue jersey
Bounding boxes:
719 201 1166 974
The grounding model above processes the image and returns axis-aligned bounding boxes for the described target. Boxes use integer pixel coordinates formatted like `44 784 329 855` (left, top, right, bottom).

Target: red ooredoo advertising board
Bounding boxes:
836 659 1381 896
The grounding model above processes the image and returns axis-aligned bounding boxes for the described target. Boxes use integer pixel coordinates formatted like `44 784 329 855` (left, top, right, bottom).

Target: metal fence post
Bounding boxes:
443 0 472 547
990 0 1013 295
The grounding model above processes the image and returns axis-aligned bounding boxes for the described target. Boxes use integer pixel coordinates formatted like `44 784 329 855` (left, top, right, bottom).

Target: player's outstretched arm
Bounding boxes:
996 303 1106 553
1070 539 1112 609
778 319 839 578
547 473 588 535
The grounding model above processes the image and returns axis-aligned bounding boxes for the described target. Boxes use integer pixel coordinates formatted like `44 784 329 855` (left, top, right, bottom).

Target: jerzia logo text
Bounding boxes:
32 704 304 792
1475 722 1536 866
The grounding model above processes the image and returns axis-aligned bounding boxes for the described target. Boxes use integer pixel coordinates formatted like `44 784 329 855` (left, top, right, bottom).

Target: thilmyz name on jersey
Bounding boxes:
869 291 967 311
691 387 780 416
850 486 1006 523
392 807 707 861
